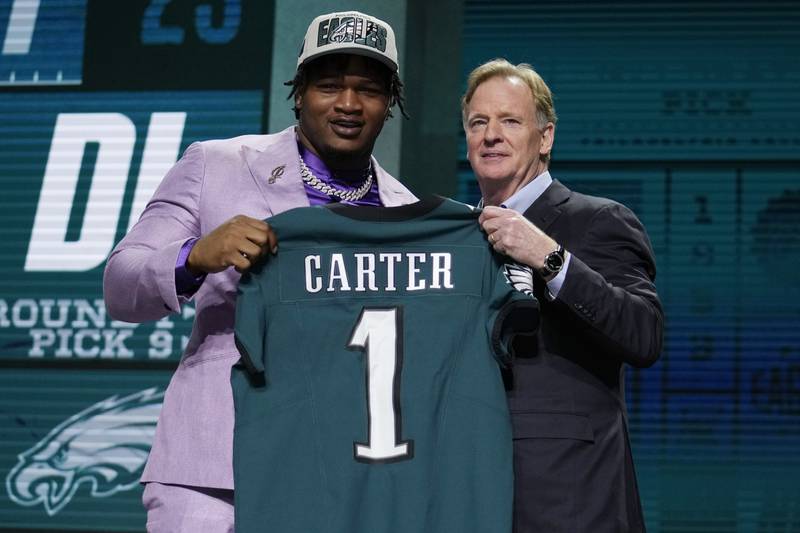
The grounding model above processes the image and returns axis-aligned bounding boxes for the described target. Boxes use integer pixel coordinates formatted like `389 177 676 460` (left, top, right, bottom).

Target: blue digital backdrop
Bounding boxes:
459 2 800 531
0 1 798 531
0 0 86 86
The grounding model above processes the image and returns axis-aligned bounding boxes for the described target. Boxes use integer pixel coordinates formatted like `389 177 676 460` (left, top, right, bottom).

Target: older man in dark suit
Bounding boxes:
462 58 664 533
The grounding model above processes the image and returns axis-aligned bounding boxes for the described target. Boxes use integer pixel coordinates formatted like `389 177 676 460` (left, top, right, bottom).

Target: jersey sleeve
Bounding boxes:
488 260 540 368
234 269 267 376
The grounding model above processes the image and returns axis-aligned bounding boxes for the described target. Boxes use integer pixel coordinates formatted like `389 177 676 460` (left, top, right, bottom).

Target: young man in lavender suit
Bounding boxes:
103 11 416 532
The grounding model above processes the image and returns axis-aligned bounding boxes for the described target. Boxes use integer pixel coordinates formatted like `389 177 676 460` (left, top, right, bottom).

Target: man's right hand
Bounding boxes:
187 215 277 275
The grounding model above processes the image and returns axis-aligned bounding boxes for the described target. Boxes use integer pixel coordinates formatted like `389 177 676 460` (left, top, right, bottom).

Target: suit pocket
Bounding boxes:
511 411 595 442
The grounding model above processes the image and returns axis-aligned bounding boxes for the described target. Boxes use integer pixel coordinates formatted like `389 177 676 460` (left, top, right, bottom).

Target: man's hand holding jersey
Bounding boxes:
479 206 559 277
188 215 278 275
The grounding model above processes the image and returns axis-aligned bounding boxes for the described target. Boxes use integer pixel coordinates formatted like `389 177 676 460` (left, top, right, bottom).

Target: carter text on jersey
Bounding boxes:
304 252 454 293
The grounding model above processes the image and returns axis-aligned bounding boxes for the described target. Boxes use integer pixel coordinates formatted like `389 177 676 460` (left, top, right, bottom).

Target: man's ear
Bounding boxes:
294 93 303 112
540 122 555 156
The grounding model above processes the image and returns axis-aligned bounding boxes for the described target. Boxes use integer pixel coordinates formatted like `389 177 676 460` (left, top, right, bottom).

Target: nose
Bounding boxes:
483 119 502 145
334 88 363 114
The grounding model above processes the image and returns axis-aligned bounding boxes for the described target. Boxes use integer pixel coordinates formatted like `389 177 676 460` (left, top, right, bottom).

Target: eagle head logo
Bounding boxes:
503 262 534 296
329 18 357 43
5 388 163 516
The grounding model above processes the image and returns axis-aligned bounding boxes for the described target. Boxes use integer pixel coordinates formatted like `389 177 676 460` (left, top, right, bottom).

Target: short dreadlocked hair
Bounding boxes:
285 54 408 120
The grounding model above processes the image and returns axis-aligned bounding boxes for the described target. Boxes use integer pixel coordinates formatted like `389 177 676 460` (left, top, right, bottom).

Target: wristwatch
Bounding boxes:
540 244 566 277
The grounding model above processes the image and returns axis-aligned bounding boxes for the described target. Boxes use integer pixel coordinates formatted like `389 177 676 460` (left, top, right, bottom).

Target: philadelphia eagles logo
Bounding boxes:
5 388 163 516
503 262 534 296
328 17 357 43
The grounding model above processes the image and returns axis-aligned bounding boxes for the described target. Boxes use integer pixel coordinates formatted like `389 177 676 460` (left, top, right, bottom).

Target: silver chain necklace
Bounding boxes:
299 157 374 202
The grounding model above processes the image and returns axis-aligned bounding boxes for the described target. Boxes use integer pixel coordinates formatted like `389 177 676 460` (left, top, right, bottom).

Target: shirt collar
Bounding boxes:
297 140 370 185
479 171 552 212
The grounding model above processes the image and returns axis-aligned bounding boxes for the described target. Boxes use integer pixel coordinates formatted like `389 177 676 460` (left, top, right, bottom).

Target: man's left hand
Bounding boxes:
479 206 558 273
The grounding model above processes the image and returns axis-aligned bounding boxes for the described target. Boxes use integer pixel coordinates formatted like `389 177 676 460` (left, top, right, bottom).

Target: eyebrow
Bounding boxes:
467 110 525 121
313 72 387 85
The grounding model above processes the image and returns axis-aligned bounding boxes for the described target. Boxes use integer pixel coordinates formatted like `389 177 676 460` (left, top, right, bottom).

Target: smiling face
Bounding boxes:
464 75 554 205
295 54 391 171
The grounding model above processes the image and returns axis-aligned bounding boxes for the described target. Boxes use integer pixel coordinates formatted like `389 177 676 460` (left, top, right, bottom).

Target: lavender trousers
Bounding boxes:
143 482 235 533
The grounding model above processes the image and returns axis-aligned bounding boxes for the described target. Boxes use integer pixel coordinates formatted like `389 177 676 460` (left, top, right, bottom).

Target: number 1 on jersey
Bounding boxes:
348 307 414 463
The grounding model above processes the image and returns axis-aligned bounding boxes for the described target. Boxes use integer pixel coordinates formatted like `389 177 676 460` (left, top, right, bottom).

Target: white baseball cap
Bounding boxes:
297 11 399 75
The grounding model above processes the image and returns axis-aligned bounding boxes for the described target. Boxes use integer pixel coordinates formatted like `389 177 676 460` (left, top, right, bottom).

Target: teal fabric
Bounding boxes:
232 197 537 533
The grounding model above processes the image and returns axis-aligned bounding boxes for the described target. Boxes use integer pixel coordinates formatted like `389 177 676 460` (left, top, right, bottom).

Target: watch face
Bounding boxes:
545 251 564 272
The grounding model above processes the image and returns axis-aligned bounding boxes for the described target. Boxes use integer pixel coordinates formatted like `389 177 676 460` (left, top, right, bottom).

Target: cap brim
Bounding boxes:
300 48 398 74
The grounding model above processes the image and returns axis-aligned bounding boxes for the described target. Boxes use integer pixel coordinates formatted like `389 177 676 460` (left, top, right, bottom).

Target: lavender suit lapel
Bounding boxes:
372 157 417 206
241 131 310 216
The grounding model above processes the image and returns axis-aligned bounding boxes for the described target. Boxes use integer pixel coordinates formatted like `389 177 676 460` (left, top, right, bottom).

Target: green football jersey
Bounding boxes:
232 196 538 533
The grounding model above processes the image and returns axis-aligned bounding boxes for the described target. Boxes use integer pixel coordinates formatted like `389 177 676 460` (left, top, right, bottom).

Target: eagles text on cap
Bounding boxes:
297 11 399 74
317 16 387 53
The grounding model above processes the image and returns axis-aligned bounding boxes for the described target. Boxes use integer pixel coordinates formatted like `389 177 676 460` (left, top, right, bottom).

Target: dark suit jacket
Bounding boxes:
509 179 663 533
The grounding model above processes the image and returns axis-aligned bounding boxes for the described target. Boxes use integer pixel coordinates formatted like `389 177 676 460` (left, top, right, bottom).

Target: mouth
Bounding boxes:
480 151 507 161
329 118 364 138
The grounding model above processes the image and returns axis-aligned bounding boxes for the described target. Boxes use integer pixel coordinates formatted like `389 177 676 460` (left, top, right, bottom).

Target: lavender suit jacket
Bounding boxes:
103 126 417 489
